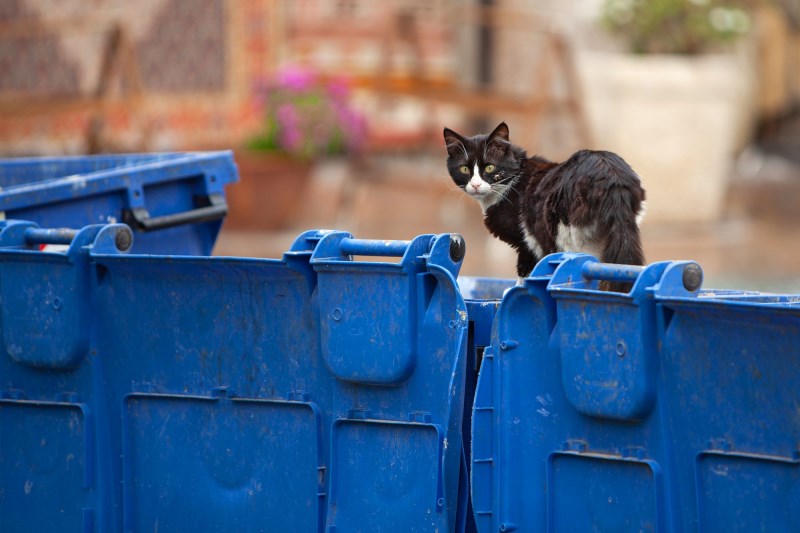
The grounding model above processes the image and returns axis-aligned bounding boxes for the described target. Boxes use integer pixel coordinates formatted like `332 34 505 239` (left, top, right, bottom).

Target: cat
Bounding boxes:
443 122 646 290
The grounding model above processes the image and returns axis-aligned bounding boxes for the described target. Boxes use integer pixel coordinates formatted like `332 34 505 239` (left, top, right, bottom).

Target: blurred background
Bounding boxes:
1 0 799 289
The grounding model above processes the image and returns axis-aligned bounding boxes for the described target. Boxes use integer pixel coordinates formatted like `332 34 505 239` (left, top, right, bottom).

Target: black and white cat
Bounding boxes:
444 122 646 287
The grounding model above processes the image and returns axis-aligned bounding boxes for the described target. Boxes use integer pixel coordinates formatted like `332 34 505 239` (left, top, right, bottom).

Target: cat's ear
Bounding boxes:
487 122 510 156
489 122 509 141
443 127 466 157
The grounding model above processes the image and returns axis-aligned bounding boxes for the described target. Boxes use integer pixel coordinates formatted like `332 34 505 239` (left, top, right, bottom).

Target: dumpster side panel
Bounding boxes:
0 238 323 532
0 402 93 533
329 420 442 531
658 302 800 531
90 256 323 531
472 254 800 532
311 233 470 532
123 395 322 532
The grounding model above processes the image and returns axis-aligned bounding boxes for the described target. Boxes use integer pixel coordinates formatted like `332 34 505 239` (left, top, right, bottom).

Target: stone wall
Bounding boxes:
0 0 272 155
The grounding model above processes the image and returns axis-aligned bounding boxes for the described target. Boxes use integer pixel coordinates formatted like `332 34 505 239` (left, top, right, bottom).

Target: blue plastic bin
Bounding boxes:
471 253 800 532
6 217 797 532
457 277 510 533
0 152 238 256
0 222 492 533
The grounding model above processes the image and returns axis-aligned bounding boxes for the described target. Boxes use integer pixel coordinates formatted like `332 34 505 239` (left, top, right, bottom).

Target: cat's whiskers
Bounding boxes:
446 181 464 190
494 173 520 185
503 178 521 192
446 185 465 198
445 182 471 206
498 186 516 206
490 181 522 207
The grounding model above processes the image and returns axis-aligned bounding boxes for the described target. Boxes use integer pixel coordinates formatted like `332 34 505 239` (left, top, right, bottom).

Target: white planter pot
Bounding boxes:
577 50 756 222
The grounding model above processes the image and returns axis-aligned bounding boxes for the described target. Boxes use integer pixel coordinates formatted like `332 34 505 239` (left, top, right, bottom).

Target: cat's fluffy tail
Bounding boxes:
598 154 645 292
599 193 645 267
586 151 646 289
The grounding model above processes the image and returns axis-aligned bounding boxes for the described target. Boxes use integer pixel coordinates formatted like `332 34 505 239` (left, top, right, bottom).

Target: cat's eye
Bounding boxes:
484 164 496 173
459 165 470 174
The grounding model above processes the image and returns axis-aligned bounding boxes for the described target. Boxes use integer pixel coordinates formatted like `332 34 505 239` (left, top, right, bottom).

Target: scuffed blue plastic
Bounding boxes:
471 253 800 532
0 224 478 533
0 152 237 255
5 216 798 532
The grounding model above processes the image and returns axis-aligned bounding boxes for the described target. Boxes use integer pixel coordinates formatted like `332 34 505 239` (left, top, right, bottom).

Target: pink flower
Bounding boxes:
248 64 368 158
276 104 298 126
280 126 302 151
325 76 351 101
274 65 317 92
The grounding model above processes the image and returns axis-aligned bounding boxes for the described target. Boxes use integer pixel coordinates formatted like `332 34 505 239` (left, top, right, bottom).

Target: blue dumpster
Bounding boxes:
471 253 800 532
457 277 511 533
0 152 237 256
0 223 486 533
4 216 798 532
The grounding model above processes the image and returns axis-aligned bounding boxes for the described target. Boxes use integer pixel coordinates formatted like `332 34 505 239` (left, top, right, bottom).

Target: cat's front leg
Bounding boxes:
499 250 538 298
515 247 539 282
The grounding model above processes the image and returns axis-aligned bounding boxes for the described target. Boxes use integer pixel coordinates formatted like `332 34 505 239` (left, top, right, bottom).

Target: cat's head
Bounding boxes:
443 122 524 206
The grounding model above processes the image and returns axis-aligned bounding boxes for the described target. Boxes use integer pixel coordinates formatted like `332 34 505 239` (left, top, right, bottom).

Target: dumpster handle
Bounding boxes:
24 227 78 246
581 260 703 292
22 225 134 252
122 193 227 232
581 262 644 284
340 238 412 257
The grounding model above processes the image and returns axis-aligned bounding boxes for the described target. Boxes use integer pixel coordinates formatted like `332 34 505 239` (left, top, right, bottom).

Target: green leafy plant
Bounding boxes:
247 65 367 160
602 0 751 54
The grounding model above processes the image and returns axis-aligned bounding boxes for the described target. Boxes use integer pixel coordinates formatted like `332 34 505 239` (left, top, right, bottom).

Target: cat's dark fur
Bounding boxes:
444 122 646 288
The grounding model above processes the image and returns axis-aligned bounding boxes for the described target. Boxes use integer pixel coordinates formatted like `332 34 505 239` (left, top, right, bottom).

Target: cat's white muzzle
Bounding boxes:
467 179 492 197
